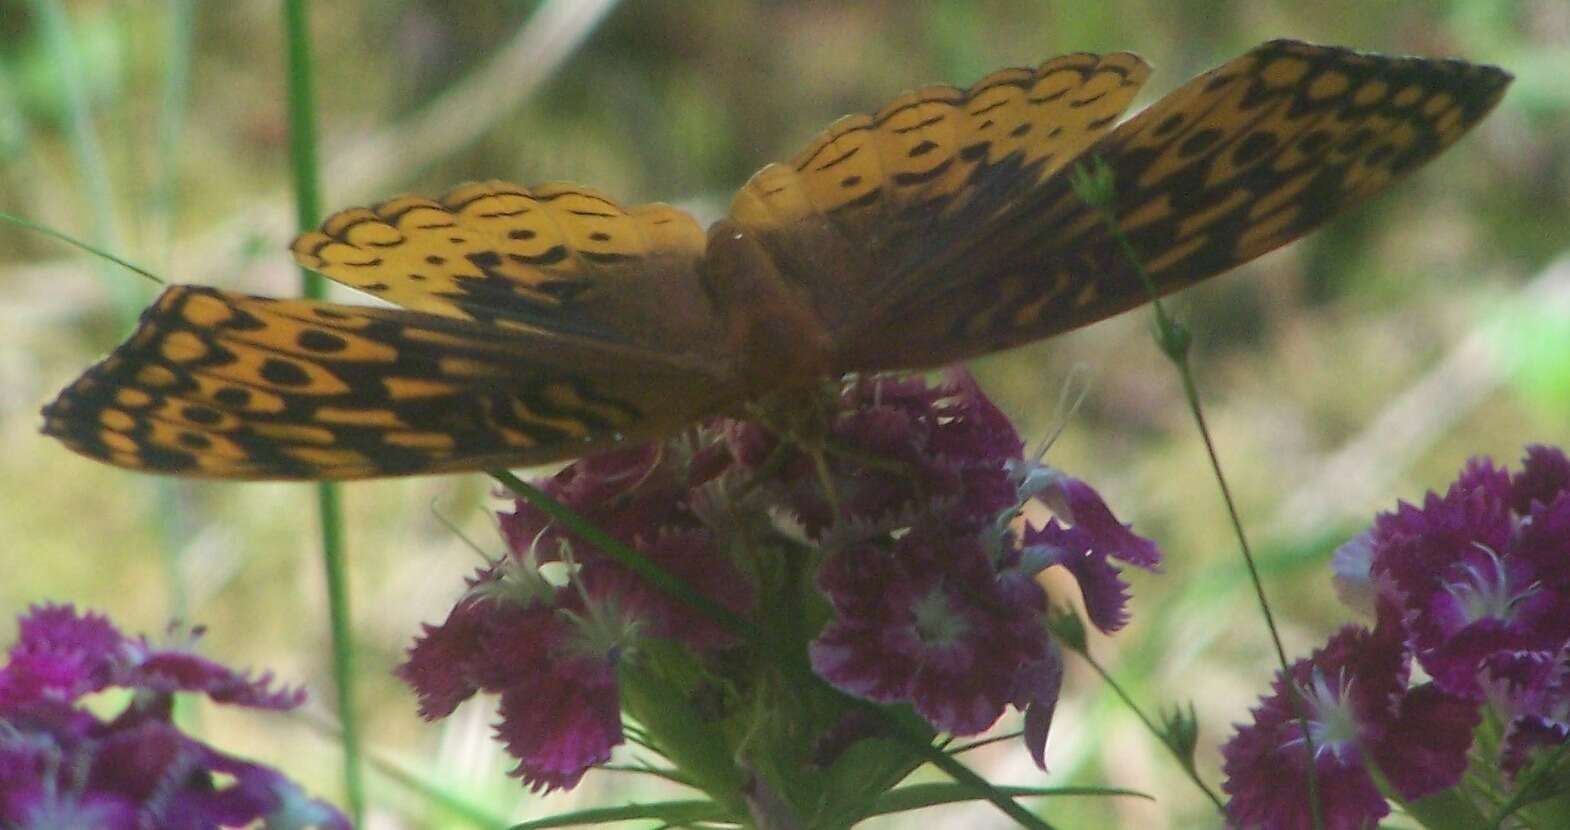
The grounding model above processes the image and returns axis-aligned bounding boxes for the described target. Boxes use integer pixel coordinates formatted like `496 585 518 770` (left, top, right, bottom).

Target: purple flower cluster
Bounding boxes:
398 370 1162 792
0 604 347 830
1223 445 1570 830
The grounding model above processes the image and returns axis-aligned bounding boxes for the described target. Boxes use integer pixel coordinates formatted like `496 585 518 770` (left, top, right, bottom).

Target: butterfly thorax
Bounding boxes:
702 220 836 396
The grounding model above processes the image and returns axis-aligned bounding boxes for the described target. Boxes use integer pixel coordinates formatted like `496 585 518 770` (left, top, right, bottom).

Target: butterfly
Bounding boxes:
42 40 1510 480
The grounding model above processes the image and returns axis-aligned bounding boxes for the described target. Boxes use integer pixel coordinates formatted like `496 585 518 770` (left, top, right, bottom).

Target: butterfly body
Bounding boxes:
702 220 837 395
43 40 1512 480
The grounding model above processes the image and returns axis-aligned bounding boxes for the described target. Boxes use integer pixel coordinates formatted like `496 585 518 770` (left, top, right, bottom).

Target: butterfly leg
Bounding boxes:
806 445 845 522
732 439 794 500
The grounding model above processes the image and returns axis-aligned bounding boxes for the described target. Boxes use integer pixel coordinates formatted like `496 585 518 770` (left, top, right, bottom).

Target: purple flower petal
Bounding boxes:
495 655 622 793
1454 455 1515 509
1035 472 1162 570
395 571 568 719
468 599 567 692
579 527 752 650
736 371 1026 540
2 604 127 704
1512 444 1570 513
1014 642 1065 769
1516 492 1570 593
1023 521 1132 634
1371 484 1513 606
2 786 138 830
1222 624 1413 830
11 604 125 665
398 574 632 795
120 639 304 711
1500 715 1570 778
809 616 917 704
75 722 350 830
810 533 1054 737
925 369 1026 462
0 607 344 829
396 606 490 720
1225 740 1389 830
1370 683 1480 800
498 443 681 563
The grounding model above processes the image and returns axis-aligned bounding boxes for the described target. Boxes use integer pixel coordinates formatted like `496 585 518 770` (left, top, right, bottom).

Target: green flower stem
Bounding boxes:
281 1 364 824
1075 646 1226 812
1071 158 1323 830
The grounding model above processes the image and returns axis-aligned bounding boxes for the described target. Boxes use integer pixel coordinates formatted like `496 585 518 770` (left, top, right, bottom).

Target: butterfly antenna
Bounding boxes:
0 211 167 286
1032 362 1094 462
430 499 502 567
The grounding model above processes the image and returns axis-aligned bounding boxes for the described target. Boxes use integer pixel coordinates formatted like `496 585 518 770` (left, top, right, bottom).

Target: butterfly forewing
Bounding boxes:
727 52 1150 333
291 180 715 350
840 40 1512 370
42 286 738 479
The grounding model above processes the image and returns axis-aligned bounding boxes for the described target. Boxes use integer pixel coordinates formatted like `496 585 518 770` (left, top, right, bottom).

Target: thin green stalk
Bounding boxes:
879 707 1055 830
1071 159 1323 829
280 1 363 824
1077 647 1226 812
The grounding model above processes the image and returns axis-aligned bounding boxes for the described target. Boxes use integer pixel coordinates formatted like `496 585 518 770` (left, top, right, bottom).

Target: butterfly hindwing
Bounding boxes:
841 40 1512 370
42 286 738 479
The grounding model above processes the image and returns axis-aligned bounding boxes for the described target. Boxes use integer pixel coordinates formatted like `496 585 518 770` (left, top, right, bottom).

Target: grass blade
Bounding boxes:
280 0 363 823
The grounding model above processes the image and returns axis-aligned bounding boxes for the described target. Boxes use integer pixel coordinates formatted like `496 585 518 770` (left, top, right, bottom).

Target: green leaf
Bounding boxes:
1401 787 1491 830
507 799 729 829
615 660 749 818
869 783 1152 817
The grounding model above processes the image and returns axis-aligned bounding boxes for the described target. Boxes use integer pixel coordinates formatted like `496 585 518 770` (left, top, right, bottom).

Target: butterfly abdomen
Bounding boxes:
702 220 835 395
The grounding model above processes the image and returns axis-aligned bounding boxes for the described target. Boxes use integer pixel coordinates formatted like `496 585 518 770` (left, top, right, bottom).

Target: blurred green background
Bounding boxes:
2 1 1567 827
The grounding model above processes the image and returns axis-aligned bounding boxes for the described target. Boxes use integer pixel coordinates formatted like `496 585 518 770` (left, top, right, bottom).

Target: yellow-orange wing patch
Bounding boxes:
291 180 709 347
726 52 1150 331
42 285 737 479
844 40 1512 370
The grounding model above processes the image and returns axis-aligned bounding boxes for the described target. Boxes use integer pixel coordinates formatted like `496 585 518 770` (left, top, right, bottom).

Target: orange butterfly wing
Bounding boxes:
726 52 1151 334
44 183 739 479
42 43 1513 481
833 40 1511 370
291 180 717 351
42 286 737 479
